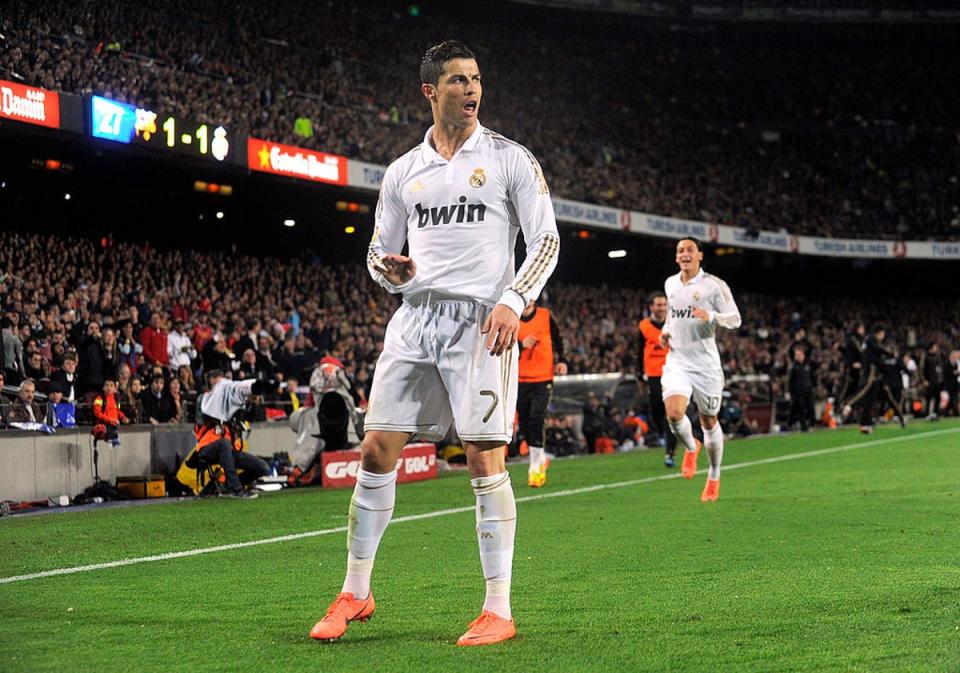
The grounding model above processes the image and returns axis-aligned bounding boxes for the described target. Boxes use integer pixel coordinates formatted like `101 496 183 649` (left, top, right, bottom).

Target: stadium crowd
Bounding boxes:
2 232 958 439
2 0 958 240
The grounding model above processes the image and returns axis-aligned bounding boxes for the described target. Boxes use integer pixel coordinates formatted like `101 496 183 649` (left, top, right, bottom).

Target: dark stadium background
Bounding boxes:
1 127 951 300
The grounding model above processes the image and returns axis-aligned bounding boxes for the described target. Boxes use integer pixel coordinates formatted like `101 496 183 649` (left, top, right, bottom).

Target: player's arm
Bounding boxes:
367 164 417 293
659 283 673 347
498 148 560 318
706 278 742 329
485 147 560 355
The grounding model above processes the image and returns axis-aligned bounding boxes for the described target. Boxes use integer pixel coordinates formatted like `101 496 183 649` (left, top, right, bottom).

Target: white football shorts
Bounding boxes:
660 359 725 416
364 294 518 443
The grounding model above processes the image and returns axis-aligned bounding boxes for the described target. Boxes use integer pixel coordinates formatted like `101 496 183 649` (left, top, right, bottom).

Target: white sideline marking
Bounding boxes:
1 427 956 586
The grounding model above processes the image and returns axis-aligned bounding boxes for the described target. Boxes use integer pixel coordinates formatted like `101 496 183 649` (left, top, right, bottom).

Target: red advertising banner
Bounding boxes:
247 137 348 185
321 443 438 489
0 80 60 129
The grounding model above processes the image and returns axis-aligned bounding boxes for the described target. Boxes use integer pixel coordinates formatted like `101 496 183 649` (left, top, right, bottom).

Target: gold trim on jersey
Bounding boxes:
512 234 560 295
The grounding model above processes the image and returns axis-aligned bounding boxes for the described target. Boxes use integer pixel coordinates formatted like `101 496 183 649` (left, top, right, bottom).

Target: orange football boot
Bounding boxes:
681 440 701 480
528 458 550 488
310 591 375 641
456 610 517 646
700 478 720 502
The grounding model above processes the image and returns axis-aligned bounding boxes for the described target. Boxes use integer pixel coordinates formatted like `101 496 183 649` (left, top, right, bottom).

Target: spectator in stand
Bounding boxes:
50 352 78 403
192 314 213 352
7 378 44 424
233 319 259 359
120 376 144 424
93 378 128 445
237 348 259 381
46 382 76 428
167 318 196 370
276 337 303 380
2 317 24 385
117 320 142 372
75 321 109 405
116 362 132 394
23 351 50 384
278 375 301 414
0 371 9 425
140 313 169 368
101 326 121 382
167 376 185 423
201 334 233 374
177 364 197 397
140 373 177 424
255 334 278 376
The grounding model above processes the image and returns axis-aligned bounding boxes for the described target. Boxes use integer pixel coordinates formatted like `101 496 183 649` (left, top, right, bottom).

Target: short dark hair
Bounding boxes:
420 40 476 85
677 236 703 251
872 324 886 335
151 374 165 385
648 291 666 306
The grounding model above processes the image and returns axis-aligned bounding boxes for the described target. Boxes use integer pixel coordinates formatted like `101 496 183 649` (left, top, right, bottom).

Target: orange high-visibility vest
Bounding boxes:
518 307 554 383
638 318 668 378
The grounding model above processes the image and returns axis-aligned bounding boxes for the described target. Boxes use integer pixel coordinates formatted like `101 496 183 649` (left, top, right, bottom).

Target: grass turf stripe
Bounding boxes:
1 426 955 586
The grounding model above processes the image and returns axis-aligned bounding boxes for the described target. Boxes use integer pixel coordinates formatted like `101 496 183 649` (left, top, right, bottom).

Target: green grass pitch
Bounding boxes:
1 420 959 673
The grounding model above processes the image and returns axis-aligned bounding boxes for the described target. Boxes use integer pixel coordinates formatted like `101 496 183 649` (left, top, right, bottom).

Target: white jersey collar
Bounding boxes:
421 123 485 164
680 268 705 285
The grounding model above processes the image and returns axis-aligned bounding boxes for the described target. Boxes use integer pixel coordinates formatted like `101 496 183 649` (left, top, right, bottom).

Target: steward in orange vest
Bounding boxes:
638 291 677 467
516 302 566 487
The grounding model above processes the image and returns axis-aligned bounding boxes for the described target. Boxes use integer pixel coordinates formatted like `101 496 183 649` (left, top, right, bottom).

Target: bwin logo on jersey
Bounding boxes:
415 196 486 228
671 306 695 319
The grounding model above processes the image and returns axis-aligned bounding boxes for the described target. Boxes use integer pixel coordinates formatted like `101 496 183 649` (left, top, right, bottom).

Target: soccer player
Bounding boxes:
840 321 866 420
517 299 566 487
845 325 905 432
638 291 675 467
309 40 559 646
659 237 741 502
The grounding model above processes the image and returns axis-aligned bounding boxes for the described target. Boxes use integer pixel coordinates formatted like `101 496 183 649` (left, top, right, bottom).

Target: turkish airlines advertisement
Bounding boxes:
247 137 348 185
0 80 60 129
321 444 438 488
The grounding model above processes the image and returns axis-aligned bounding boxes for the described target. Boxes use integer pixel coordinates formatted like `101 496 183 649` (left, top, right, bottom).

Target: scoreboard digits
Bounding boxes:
88 95 230 162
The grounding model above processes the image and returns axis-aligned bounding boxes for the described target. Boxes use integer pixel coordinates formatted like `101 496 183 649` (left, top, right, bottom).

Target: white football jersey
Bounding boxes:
662 269 742 372
367 123 560 317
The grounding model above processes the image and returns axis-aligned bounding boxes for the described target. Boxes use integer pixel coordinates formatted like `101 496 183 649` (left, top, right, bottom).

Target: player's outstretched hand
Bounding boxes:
554 362 568 376
482 305 519 356
375 254 417 285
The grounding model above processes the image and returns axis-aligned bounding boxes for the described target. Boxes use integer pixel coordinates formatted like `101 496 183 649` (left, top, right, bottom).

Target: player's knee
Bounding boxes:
359 431 405 472
665 406 686 423
700 415 718 430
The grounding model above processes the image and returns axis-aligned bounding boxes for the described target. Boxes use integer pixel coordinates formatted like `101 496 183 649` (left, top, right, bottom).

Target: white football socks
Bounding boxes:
668 415 698 453
341 468 397 600
472 472 516 621
703 423 724 481
528 445 546 473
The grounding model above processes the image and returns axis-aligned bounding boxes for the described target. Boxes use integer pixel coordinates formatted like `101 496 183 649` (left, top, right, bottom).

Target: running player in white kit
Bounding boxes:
659 237 741 502
309 40 559 647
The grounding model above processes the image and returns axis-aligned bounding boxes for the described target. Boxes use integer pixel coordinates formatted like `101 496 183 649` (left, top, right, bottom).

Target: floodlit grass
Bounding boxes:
1 420 959 673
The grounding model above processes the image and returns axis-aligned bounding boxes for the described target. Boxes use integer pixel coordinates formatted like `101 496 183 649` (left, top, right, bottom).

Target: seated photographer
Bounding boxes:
181 369 272 499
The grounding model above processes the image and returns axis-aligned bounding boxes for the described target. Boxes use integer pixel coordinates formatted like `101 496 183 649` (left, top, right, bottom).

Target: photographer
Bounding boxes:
185 370 272 499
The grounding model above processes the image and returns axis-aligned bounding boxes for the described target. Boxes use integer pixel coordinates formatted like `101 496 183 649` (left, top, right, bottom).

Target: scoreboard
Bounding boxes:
89 95 230 163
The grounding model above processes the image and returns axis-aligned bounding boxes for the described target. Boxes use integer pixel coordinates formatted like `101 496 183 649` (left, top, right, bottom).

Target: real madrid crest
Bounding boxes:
693 291 700 301
469 168 486 188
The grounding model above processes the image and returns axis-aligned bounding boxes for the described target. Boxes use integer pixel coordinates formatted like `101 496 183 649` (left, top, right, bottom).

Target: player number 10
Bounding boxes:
162 117 209 154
